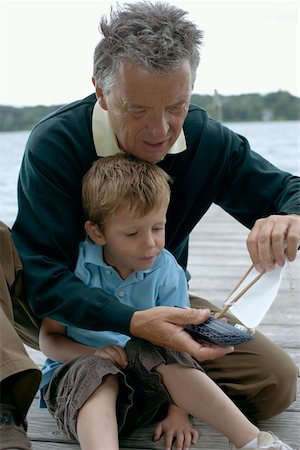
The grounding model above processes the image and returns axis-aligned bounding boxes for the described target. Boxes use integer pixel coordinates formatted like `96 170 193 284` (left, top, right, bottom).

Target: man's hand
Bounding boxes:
130 306 234 361
247 214 300 272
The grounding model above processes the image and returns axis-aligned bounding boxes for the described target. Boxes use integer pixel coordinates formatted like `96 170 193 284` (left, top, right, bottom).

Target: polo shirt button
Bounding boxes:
118 291 125 297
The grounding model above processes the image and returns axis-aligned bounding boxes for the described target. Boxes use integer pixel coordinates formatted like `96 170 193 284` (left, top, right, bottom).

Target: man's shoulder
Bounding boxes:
30 94 96 134
186 102 224 130
25 94 97 159
184 101 235 148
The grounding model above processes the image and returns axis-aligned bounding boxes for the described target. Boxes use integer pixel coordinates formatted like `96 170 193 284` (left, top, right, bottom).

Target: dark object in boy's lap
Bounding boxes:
185 316 253 347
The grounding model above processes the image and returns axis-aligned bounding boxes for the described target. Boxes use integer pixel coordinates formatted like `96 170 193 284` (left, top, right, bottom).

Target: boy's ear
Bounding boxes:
92 77 108 111
84 221 106 245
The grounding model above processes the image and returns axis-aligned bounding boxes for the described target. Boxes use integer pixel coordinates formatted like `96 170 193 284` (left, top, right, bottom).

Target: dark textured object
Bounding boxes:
185 316 254 347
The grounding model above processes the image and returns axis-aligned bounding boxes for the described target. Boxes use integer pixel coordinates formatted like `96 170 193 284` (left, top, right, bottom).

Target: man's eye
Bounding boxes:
126 232 137 237
128 108 146 115
169 105 185 113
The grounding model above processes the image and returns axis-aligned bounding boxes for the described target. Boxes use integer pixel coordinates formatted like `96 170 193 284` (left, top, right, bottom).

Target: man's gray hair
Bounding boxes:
93 1 203 93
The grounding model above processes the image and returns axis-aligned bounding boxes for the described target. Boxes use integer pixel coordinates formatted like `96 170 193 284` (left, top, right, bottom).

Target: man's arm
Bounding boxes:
12 111 136 335
212 130 300 271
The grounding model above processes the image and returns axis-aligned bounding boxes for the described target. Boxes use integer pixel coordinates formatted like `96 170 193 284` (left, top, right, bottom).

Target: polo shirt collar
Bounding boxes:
83 239 165 277
92 100 187 157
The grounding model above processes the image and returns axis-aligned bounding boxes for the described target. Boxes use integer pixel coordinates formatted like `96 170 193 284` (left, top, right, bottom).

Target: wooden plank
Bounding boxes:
28 399 300 450
26 399 237 450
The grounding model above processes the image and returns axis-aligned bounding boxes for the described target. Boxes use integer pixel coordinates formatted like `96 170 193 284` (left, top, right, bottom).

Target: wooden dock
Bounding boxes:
26 205 300 449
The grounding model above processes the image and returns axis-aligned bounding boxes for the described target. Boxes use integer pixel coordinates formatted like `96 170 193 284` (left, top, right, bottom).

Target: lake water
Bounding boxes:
1 121 299 228
1 121 299 366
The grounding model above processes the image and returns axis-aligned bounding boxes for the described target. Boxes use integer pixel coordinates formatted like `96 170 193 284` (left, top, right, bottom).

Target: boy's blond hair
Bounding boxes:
82 154 171 230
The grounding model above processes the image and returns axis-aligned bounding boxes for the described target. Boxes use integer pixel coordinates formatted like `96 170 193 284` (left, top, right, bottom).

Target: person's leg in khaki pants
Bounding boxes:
0 221 41 450
190 294 298 421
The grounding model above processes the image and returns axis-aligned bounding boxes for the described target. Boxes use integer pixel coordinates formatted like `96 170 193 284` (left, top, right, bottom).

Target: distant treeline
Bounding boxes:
0 91 299 132
191 90 300 123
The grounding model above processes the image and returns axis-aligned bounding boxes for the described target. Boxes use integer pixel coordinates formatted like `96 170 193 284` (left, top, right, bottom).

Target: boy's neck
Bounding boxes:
102 249 134 280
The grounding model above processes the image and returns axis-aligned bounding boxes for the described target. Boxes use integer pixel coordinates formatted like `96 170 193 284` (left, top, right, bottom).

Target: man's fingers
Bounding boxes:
247 218 275 271
130 307 234 360
192 343 234 362
130 306 210 338
247 214 300 272
285 217 300 262
269 221 287 267
178 307 211 326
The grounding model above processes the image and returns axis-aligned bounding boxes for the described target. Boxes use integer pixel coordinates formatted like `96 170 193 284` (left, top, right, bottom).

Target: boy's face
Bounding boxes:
88 206 167 279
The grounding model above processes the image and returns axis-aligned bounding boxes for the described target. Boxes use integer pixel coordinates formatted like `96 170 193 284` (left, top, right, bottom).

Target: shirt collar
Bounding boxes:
92 100 187 157
83 239 166 276
83 240 106 267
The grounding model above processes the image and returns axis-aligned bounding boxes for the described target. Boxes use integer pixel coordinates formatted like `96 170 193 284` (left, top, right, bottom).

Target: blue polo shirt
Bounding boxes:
40 240 190 397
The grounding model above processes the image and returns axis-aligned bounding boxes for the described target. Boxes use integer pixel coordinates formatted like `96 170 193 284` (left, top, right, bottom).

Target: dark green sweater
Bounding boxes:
12 94 300 335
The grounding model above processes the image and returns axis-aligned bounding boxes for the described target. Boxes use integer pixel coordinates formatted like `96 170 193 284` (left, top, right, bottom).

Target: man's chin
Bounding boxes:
130 150 169 164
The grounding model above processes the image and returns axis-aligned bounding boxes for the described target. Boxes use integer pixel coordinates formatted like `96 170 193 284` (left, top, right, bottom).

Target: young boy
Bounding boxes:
39 154 293 450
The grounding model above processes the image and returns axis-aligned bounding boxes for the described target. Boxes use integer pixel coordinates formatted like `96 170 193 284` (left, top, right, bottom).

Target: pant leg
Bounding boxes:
190 293 298 421
0 221 41 420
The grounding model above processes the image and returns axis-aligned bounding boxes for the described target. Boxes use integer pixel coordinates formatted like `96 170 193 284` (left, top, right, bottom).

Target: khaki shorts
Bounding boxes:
42 338 202 440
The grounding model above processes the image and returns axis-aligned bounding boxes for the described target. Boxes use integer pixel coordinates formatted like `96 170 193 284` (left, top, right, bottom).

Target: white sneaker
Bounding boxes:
234 431 295 450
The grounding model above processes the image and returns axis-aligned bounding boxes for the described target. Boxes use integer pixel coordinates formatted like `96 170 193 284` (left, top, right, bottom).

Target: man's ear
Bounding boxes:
92 77 107 110
84 221 106 245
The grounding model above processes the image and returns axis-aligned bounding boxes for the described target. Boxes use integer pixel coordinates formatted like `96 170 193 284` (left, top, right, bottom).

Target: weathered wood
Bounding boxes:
27 205 300 449
28 398 300 449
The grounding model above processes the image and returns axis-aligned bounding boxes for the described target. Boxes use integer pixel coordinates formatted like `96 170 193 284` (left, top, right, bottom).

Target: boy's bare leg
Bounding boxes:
77 374 119 450
156 364 259 449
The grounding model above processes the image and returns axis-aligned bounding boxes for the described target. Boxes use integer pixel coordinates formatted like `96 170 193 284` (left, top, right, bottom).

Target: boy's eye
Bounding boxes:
126 232 137 237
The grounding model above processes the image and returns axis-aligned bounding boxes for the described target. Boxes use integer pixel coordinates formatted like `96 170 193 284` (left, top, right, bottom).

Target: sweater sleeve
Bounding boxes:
156 252 191 308
12 101 136 334
214 128 300 227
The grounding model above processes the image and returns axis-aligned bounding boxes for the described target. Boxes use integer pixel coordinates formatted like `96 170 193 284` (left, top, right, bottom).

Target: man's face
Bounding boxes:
95 60 192 163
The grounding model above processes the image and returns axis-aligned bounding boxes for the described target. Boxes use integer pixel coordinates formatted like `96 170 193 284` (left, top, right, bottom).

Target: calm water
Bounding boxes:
0 121 299 365
1 121 299 228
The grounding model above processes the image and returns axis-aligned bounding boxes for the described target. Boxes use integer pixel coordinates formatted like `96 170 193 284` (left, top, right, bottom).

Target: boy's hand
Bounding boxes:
153 404 199 450
94 344 128 369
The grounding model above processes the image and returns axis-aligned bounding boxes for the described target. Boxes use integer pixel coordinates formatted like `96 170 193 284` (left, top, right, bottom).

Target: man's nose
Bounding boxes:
148 113 169 137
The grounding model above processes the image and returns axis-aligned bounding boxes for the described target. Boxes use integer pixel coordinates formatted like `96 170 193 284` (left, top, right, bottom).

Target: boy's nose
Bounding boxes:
143 234 156 247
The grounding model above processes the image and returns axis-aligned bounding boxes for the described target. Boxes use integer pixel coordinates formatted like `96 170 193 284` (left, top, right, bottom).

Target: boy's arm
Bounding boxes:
39 318 128 368
153 403 199 450
39 318 98 362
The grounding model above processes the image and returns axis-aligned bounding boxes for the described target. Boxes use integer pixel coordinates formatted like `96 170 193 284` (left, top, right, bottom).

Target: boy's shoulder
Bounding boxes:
157 249 185 273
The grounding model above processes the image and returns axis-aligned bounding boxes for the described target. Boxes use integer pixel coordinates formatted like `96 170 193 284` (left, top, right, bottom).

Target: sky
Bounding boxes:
0 0 299 107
